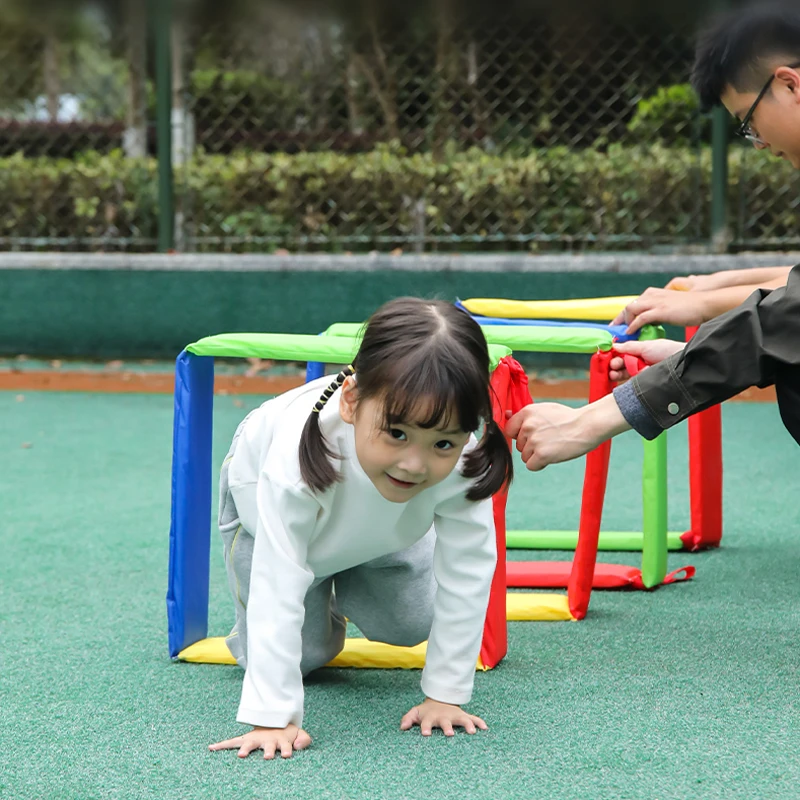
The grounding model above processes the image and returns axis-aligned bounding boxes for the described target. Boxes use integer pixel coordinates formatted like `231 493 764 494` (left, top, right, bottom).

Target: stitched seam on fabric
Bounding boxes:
667 358 698 410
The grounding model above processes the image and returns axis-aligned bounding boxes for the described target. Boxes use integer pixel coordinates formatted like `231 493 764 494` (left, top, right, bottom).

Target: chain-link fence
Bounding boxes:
0 2 155 249
0 0 796 252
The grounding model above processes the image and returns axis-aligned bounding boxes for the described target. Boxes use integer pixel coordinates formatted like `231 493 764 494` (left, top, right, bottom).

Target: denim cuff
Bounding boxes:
612 381 664 441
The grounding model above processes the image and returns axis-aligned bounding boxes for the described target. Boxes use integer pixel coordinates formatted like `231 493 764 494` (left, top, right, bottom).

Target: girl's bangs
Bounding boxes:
380 358 486 432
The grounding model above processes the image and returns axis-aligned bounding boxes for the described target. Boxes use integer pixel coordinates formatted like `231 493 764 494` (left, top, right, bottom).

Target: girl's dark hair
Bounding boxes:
692 2 800 111
299 297 513 501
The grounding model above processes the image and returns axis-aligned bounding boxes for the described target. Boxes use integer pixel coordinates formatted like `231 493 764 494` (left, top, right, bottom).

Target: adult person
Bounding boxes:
507 1 800 469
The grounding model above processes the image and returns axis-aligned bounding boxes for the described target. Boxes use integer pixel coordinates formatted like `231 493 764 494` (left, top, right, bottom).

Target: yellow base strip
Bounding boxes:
328 639 428 669
506 592 576 621
178 593 576 667
178 637 432 669
179 637 238 665
461 296 636 322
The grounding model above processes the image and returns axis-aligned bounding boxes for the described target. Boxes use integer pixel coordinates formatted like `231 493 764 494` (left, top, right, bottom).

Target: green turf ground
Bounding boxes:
2 391 799 800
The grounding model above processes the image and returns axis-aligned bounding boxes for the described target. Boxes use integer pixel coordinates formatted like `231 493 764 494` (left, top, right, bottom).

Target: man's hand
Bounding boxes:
505 395 631 471
611 287 712 334
608 339 686 382
209 724 312 759
400 698 488 737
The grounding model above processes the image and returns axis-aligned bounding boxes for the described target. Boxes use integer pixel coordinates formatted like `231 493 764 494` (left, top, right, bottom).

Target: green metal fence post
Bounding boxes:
710 105 729 252
153 0 174 252
710 0 731 252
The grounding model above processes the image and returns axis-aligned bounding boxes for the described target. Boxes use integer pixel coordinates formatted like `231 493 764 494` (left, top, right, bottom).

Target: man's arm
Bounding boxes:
508 264 800 469
613 276 789 335
667 265 792 292
625 266 800 432
507 394 632 471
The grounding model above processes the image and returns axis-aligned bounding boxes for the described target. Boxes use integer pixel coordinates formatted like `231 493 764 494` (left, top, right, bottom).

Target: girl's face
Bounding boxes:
339 377 471 504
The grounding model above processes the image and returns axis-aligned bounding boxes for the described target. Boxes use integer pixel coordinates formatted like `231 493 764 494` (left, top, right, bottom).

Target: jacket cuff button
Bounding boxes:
667 402 680 415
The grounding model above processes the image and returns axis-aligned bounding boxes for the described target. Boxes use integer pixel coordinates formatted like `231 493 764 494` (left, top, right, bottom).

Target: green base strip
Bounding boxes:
506 530 684 552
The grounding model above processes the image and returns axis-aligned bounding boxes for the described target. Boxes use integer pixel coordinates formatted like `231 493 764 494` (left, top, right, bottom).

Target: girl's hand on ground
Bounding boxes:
209 724 312 759
400 698 488 736
608 339 686 382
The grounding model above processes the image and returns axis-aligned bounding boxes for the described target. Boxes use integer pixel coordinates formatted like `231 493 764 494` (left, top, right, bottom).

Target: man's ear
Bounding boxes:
776 65 800 97
339 375 359 424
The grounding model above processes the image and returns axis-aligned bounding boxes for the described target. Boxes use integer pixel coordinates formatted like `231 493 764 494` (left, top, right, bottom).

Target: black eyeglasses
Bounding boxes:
736 62 800 144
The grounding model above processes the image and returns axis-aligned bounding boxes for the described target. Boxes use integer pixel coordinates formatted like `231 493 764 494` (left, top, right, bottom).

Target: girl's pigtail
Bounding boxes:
462 418 513 501
299 365 355 493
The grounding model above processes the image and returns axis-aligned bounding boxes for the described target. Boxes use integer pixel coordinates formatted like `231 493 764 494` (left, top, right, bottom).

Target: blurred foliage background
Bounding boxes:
0 0 793 253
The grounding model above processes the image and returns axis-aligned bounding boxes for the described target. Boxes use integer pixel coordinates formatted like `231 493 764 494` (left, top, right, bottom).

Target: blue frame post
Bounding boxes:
167 350 215 657
305 361 325 382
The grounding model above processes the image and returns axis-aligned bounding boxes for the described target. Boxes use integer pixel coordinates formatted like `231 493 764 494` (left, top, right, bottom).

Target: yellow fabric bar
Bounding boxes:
506 592 576 621
178 637 237 664
179 637 438 669
461 296 637 321
178 594 576 668
178 593 577 667
328 639 428 669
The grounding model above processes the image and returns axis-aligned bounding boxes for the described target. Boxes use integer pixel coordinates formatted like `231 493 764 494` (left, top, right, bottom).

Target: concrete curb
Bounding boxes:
2 252 800 273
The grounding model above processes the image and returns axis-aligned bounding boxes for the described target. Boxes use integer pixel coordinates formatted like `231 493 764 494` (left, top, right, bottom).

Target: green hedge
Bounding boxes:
2 144 797 250
626 84 705 145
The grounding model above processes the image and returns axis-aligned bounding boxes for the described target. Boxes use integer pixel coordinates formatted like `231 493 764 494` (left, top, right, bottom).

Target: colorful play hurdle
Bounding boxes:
167 332 606 674
459 295 723 552
309 322 692 596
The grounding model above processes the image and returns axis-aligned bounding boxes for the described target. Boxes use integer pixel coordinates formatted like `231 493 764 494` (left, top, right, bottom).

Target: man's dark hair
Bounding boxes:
692 2 800 111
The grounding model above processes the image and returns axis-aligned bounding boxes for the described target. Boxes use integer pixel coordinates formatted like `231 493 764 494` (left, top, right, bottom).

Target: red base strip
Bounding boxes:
509 561 695 590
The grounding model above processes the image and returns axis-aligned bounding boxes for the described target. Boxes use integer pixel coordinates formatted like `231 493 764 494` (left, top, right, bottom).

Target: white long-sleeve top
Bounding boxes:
225 376 497 730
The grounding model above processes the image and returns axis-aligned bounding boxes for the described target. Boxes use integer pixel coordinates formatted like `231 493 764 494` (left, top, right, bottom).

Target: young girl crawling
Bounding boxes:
209 297 513 759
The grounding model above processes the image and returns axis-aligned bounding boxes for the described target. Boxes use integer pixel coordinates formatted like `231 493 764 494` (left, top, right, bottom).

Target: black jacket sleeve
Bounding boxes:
626 263 800 431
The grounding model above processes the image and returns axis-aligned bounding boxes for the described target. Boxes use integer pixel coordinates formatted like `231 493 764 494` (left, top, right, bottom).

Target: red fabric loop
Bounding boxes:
662 565 696 584
622 353 645 377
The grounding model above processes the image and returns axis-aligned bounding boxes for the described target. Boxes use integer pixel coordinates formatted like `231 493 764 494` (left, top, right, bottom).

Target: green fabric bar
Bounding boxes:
326 322 364 337
640 432 669 587
324 321 613 353
327 321 667 346
187 332 362 362
506 530 685 551
186 332 510 371
637 324 666 341
476 325 613 353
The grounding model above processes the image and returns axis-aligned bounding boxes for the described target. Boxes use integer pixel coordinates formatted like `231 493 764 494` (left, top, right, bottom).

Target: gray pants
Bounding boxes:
218 421 436 676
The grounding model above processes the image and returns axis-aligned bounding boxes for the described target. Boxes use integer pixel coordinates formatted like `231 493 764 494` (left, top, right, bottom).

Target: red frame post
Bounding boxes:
681 326 723 550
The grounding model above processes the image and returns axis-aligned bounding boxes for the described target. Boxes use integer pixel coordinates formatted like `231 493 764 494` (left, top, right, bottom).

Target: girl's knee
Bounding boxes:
357 615 432 648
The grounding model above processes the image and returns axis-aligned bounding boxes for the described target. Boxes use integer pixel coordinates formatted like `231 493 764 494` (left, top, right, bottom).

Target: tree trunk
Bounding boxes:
171 19 192 250
345 54 364 135
124 0 147 157
43 33 60 121
466 38 490 145
359 0 400 140
432 0 458 159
